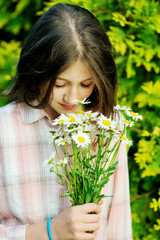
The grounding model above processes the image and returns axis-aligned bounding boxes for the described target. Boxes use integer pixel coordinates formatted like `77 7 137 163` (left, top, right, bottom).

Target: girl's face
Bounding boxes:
45 59 95 120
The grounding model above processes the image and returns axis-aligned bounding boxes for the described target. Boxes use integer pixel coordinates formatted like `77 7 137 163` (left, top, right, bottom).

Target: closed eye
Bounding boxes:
81 83 92 88
54 83 92 88
54 84 65 88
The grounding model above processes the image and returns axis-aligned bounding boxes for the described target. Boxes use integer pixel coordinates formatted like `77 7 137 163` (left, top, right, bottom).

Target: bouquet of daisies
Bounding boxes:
45 99 142 206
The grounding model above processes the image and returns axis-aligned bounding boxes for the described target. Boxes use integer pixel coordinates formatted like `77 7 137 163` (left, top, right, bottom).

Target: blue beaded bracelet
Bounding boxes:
47 217 53 240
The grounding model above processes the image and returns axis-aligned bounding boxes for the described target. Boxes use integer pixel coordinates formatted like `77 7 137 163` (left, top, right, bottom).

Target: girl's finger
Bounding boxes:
81 203 101 214
98 199 103 205
81 223 100 232
81 213 100 223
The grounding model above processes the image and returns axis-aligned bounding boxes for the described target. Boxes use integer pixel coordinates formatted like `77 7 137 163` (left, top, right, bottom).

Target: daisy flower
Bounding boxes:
98 114 117 130
56 158 68 167
48 151 56 162
105 132 114 138
49 128 57 143
67 123 97 134
55 137 71 146
75 110 85 114
126 111 143 120
112 129 121 136
52 114 69 126
42 159 50 167
84 111 99 121
114 105 131 111
120 119 134 127
65 127 79 133
118 135 132 146
72 131 91 148
42 151 56 167
72 98 91 105
66 113 81 126
49 129 63 143
60 158 68 164
82 124 97 132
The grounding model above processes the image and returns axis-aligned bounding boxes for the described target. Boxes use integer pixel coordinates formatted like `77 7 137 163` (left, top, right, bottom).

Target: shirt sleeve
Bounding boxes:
0 172 28 240
106 141 133 240
0 223 27 240
0 132 27 240
0 156 28 240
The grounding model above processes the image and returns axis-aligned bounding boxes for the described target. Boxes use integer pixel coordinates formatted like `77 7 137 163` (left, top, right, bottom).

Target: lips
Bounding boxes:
59 103 76 110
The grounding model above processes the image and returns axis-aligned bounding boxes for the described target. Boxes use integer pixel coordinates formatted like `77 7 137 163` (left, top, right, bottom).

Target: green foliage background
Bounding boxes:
0 0 160 239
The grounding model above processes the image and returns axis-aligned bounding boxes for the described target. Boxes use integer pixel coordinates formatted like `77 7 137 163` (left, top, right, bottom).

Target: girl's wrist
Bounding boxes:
25 220 49 240
47 217 53 240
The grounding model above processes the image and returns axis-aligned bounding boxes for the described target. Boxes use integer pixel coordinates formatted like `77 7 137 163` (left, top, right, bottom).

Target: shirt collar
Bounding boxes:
18 100 49 124
18 101 84 124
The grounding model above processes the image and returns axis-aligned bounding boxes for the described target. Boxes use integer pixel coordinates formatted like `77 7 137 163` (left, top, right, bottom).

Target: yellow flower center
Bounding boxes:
58 119 65 123
87 114 92 118
119 136 127 141
78 136 85 143
56 163 60 167
61 159 64 162
68 116 76 122
131 112 138 117
61 139 66 143
123 120 130 124
102 120 111 126
75 110 84 114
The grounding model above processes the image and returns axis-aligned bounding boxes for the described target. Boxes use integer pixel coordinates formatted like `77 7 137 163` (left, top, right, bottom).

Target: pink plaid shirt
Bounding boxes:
0 102 132 240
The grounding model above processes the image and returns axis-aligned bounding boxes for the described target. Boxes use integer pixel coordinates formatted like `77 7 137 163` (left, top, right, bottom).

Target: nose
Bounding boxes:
63 86 79 104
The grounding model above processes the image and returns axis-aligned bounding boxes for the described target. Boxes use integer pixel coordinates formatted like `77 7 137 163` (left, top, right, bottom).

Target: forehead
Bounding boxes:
57 59 92 82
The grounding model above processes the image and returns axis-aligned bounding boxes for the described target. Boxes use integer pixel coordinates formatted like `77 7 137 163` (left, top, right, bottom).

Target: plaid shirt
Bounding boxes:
0 102 133 240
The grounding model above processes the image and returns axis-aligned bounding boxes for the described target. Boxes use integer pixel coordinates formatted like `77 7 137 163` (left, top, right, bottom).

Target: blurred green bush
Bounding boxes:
0 0 160 239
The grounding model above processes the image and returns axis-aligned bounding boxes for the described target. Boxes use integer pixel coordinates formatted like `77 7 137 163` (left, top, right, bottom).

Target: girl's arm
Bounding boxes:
26 203 102 240
107 142 133 240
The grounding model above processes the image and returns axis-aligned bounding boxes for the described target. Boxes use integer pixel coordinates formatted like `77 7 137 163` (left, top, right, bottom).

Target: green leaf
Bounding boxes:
85 192 92 203
60 192 71 197
95 166 99 178
93 194 113 203
92 196 99 204
103 161 119 173
103 167 115 173
78 194 85 205
112 161 119 168
99 172 114 187
66 154 73 158
84 178 89 192
75 170 82 176
86 155 97 161
99 167 103 175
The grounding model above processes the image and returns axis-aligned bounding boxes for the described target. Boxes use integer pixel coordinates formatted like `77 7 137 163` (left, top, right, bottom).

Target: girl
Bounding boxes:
0 3 132 240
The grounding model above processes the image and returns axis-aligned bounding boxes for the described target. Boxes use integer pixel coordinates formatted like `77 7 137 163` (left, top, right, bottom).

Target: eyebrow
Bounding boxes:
57 77 92 82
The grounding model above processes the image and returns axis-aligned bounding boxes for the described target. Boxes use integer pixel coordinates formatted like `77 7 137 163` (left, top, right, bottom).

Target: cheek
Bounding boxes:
51 88 63 102
84 85 95 97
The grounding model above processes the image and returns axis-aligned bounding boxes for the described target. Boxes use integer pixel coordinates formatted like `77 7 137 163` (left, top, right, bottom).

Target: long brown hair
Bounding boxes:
4 3 118 116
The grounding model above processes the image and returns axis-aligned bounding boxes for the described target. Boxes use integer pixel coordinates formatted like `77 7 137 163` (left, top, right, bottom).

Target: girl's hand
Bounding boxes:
51 202 102 240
